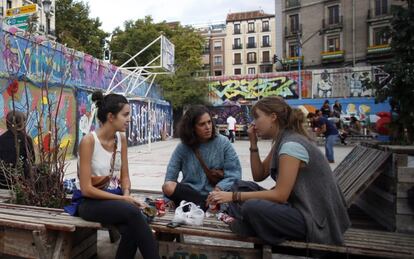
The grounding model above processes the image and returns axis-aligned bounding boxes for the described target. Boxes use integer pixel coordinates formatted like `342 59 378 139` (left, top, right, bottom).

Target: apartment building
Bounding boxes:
199 23 226 77
0 0 55 37
225 10 276 76
282 0 401 69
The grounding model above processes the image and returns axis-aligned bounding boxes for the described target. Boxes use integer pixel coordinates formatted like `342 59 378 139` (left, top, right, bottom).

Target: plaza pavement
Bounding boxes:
64 138 354 259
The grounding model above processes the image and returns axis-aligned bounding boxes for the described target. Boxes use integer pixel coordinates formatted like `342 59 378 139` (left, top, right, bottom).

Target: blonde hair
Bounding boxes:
252 96 310 139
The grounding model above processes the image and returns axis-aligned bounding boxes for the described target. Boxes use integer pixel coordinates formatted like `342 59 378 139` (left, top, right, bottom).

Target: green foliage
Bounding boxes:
110 17 208 109
55 0 108 58
370 1 414 144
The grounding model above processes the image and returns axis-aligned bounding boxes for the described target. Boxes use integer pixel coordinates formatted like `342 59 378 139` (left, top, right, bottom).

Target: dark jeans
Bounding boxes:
166 183 208 211
228 130 235 143
227 180 306 245
78 198 160 259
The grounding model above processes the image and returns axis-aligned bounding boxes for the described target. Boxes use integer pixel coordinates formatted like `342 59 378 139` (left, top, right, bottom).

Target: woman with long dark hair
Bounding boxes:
162 105 241 210
69 91 160 259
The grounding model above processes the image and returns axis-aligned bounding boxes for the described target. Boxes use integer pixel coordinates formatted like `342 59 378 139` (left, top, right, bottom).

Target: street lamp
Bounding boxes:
42 0 52 37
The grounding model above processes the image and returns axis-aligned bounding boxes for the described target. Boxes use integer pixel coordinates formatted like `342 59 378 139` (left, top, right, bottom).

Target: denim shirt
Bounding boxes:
165 134 242 195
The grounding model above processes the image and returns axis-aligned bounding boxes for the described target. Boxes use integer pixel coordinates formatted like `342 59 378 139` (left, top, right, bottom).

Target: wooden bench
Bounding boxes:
0 189 413 259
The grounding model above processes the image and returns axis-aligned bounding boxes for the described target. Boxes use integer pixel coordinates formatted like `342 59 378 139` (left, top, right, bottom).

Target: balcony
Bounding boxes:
202 47 210 54
262 26 270 32
246 43 257 48
262 43 271 48
261 59 271 64
322 16 343 32
286 0 301 9
232 44 242 49
283 56 304 65
321 50 345 63
366 44 392 60
233 60 242 65
234 29 241 35
367 8 392 22
247 59 257 64
285 24 302 38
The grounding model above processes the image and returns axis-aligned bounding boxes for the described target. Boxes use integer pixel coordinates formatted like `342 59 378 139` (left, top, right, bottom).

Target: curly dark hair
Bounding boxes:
178 105 216 148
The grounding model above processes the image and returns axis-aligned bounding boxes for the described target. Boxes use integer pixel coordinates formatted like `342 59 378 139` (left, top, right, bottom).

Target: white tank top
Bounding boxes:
90 131 122 189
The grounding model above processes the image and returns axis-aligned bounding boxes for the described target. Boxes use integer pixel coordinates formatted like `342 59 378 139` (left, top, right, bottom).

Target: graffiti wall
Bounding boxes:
208 72 312 105
128 100 173 146
0 29 172 155
0 79 77 153
312 67 373 98
208 66 389 105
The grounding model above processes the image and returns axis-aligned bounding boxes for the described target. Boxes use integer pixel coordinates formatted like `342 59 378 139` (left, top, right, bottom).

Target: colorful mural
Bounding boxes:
128 100 173 146
208 72 312 105
0 79 77 154
208 66 389 105
0 29 172 155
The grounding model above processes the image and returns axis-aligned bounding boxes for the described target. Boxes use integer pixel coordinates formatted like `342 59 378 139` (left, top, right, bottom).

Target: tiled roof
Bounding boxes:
226 10 274 22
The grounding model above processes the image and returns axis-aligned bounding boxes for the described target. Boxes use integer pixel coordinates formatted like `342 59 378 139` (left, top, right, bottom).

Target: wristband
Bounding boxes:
249 147 259 152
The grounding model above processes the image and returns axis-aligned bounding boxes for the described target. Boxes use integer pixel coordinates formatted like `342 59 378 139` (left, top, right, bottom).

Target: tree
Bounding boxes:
109 17 208 110
55 0 108 58
371 1 414 144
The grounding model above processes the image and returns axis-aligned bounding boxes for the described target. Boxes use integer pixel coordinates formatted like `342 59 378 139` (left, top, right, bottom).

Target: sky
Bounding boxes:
82 0 275 33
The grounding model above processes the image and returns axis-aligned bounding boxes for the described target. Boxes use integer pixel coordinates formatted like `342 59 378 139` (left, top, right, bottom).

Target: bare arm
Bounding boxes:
248 124 271 181
208 154 301 204
119 133 131 196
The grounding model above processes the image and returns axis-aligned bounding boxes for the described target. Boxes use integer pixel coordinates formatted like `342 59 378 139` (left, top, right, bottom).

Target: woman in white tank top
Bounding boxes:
74 91 160 259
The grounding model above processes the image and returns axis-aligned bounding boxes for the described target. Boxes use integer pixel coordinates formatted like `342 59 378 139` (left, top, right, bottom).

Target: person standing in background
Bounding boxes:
227 115 237 143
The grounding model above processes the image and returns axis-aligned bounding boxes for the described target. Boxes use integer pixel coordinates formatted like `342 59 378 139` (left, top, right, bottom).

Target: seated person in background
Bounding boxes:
207 96 350 246
163 105 242 211
348 116 362 135
0 111 34 189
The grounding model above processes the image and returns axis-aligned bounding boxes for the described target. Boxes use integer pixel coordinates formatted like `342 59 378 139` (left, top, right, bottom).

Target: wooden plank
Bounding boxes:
70 230 97 258
0 217 46 231
158 240 263 259
397 182 414 198
0 214 76 232
397 198 414 215
398 167 414 183
0 228 39 258
355 197 395 231
396 215 414 234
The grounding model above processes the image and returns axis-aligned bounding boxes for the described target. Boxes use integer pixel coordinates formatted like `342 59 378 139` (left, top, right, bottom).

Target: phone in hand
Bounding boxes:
167 222 182 228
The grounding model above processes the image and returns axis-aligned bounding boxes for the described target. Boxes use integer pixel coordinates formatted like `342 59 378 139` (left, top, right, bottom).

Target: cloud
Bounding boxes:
83 0 274 32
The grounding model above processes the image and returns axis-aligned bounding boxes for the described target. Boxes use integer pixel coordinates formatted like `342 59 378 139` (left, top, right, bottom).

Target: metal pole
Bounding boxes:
352 0 356 66
297 34 302 99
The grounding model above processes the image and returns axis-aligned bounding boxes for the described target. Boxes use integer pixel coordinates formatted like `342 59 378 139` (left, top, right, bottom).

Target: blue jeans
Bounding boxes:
325 134 338 162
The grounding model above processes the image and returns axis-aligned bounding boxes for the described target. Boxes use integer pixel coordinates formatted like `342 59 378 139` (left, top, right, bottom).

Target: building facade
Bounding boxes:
199 23 226 77
0 0 56 38
225 10 276 76
282 0 402 69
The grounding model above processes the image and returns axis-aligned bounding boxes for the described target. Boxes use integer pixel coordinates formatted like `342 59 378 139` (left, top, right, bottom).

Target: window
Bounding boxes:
328 5 340 25
289 14 299 33
262 21 269 32
373 27 389 45
214 70 222 76
375 0 388 16
234 68 242 75
248 67 256 74
247 52 257 63
260 65 273 73
213 41 222 51
262 35 270 47
288 43 299 57
286 0 301 8
214 56 222 66
234 24 241 34
233 38 242 49
247 37 256 48
7 0 12 9
327 35 340 52
248 22 255 33
234 53 242 64
262 51 270 63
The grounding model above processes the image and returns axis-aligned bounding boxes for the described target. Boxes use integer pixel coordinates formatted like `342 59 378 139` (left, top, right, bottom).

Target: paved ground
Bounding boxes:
64 138 354 258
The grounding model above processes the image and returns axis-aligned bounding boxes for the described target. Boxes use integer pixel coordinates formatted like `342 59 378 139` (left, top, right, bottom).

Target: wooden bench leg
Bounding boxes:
32 230 50 259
